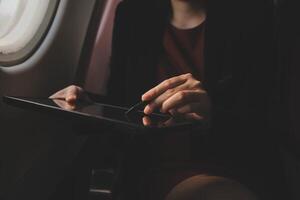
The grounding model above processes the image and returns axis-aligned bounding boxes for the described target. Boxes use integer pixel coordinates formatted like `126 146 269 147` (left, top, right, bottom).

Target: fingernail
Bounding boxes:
144 105 152 115
142 94 148 101
66 95 76 102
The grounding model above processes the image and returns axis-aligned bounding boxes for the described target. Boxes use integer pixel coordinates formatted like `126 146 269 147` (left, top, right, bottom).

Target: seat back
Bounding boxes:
278 2 300 199
277 0 300 154
75 0 121 95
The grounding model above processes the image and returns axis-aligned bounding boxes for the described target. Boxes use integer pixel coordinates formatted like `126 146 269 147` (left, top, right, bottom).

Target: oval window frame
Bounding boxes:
0 0 60 67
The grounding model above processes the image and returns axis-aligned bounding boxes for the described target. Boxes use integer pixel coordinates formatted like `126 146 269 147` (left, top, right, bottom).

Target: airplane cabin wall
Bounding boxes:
0 0 100 199
0 0 299 199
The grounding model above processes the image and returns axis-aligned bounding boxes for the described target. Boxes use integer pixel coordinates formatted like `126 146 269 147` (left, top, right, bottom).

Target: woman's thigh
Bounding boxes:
165 175 258 200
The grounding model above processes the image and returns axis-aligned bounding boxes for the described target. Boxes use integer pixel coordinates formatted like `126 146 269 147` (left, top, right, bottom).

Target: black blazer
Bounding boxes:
103 0 283 169
106 0 274 130
101 1 285 197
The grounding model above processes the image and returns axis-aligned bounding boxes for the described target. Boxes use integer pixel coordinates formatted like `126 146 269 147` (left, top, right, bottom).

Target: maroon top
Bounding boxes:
154 23 207 198
157 22 205 83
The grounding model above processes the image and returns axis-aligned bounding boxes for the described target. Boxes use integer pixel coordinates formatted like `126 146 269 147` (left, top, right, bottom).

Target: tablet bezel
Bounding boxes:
3 95 205 134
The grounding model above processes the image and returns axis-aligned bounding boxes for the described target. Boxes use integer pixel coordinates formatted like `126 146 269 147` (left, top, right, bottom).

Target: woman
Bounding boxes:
51 0 285 199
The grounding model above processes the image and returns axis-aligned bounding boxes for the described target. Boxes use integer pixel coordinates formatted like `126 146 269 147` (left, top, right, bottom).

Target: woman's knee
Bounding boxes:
165 175 258 200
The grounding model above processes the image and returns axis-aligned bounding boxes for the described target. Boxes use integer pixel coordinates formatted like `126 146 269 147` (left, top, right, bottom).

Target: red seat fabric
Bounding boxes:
83 0 121 95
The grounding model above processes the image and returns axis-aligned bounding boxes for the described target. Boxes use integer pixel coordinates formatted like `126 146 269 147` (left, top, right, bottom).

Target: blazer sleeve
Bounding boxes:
105 2 131 106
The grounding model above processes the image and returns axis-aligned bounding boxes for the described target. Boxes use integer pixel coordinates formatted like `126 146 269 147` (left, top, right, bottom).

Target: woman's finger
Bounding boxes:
49 89 66 99
161 90 204 113
49 85 86 103
174 103 202 114
65 86 84 103
144 82 189 115
183 113 204 121
142 73 192 101
142 116 152 126
53 99 76 110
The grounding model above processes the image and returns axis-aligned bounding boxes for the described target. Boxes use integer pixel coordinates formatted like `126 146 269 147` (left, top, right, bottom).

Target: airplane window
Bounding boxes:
0 0 59 66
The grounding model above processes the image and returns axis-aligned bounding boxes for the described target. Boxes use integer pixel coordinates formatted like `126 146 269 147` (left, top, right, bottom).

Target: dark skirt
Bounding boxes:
114 125 287 200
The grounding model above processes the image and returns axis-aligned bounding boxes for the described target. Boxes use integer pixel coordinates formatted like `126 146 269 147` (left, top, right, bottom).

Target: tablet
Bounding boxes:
3 95 205 134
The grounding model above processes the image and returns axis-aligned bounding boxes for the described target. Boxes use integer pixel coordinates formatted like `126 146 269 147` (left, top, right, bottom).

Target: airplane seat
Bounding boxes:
277 1 300 199
76 0 121 96
72 0 122 199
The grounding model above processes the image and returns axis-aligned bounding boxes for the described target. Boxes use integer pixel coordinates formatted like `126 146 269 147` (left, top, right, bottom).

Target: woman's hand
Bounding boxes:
49 85 90 103
142 73 211 121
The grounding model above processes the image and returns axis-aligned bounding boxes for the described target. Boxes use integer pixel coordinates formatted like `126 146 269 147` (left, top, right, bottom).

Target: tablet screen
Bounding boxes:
3 96 204 131
51 98 171 128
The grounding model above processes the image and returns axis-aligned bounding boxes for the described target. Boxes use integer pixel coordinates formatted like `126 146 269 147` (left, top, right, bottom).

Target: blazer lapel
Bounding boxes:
125 14 166 104
204 13 229 93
